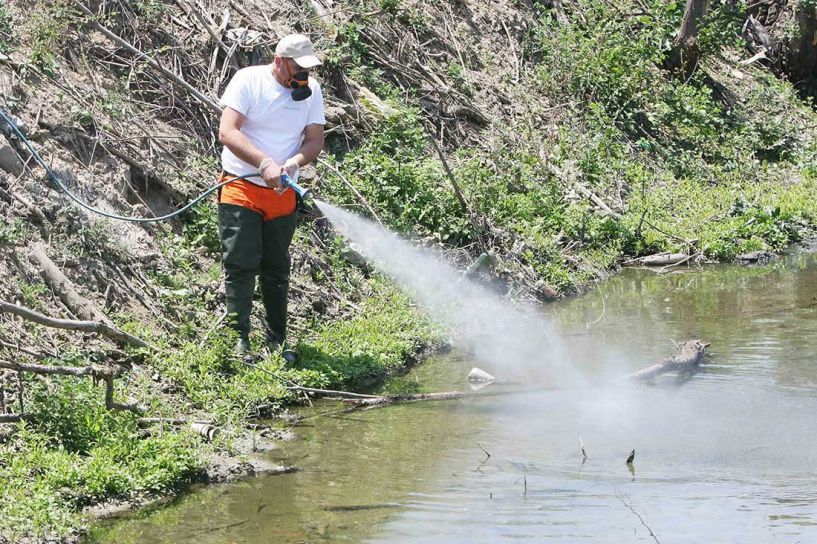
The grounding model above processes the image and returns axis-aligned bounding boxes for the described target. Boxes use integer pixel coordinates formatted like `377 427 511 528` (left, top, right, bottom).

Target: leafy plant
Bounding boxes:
0 2 14 54
29 0 74 74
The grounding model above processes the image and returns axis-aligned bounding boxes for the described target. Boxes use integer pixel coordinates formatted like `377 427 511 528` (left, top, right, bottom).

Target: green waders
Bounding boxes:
218 203 297 347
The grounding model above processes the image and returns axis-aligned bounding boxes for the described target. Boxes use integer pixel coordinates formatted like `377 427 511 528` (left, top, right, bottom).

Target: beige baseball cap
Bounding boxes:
275 34 322 68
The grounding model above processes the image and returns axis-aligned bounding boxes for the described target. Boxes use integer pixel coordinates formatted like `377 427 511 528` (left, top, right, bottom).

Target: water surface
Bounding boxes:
91 248 817 543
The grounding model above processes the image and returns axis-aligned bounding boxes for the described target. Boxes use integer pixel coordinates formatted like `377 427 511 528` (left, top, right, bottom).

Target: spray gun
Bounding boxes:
281 172 312 201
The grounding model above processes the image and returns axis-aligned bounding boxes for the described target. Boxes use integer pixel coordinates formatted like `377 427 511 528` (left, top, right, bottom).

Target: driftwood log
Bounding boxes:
634 252 689 266
627 340 709 381
0 358 140 421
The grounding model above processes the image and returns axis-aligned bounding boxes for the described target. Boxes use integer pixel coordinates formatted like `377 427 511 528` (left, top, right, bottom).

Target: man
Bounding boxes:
217 33 326 356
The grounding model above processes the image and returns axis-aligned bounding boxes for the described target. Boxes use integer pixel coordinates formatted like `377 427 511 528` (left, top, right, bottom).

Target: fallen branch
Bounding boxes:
428 134 487 252
342 391 465 406
615 492 661 544
0 413 29 423
657 252 702 274
0 299 149 348
137 417 218 440
288 385 381 399
102 373 142 414
0 358 106 377
627 340 709 381
244 360 462 405
573 183 622 219
0 358 139 414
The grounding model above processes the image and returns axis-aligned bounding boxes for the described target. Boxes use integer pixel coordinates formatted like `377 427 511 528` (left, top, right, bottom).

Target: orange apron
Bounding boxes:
217 172 296 221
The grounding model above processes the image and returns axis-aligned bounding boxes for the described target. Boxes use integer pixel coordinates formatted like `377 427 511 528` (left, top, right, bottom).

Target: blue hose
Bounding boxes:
281 173 312 201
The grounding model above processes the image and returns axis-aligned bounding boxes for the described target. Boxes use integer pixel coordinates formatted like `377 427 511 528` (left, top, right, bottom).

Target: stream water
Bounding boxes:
90 247 817 543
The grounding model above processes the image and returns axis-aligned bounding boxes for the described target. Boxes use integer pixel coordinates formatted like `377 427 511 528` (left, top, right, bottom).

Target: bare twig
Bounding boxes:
475 442 491 471
615 492 661 544
428 134 487 252
342 391 465 406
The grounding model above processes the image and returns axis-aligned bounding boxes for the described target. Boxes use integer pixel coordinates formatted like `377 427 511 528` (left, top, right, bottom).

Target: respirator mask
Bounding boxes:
284 62 312 101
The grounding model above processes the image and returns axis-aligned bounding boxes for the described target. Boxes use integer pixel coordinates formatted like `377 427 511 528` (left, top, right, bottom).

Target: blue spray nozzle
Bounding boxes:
281 172 312 201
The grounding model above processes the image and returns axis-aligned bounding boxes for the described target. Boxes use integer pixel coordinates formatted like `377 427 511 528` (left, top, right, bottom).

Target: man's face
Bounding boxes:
282 57 309 75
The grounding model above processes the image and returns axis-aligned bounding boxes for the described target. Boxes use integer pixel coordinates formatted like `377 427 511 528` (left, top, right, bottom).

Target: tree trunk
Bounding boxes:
667 0 711 76
790 4 817 94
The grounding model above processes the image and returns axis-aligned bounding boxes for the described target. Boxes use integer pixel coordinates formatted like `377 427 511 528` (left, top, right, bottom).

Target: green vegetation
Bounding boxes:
0 274 441 539
324 110 472 244
321 0 817 293
296 277 444 386
19 281 48 309
0 2 14 54
0 378 202 540
28 0 74 74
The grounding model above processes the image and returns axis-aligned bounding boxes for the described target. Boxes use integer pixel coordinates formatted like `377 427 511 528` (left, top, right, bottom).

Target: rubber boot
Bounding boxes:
219 203 263 351
260 211 297 347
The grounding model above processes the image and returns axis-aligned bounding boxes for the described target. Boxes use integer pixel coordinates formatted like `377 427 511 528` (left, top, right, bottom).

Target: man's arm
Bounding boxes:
287 123 325 169
218 107 282 187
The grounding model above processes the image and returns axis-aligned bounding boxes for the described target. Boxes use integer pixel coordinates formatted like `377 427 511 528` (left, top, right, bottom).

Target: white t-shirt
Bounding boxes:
219 65 326 186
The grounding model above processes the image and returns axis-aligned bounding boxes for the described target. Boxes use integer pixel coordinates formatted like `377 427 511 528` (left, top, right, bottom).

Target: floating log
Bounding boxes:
627 339 709 381
342 391 465 407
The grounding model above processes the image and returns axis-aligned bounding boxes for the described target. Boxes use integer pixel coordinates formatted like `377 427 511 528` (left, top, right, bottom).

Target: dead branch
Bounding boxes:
102 373 142 413
573 183 622 219
0 358 139 414
0 358 106 377
633 252 689 266
0 340 48 359
137 417 212 426
287 385 381 399
627 340 709 381
342 391 465 407
0 299 149 348
428 135 487 252
615 492 661 544
0 414 29 423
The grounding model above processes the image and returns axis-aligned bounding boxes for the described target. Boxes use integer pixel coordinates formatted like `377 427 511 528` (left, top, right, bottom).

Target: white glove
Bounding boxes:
283 157 300 180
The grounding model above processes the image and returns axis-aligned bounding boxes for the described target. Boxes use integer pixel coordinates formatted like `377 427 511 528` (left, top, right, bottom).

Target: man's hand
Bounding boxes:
259 158 284 190
282 157 300 179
